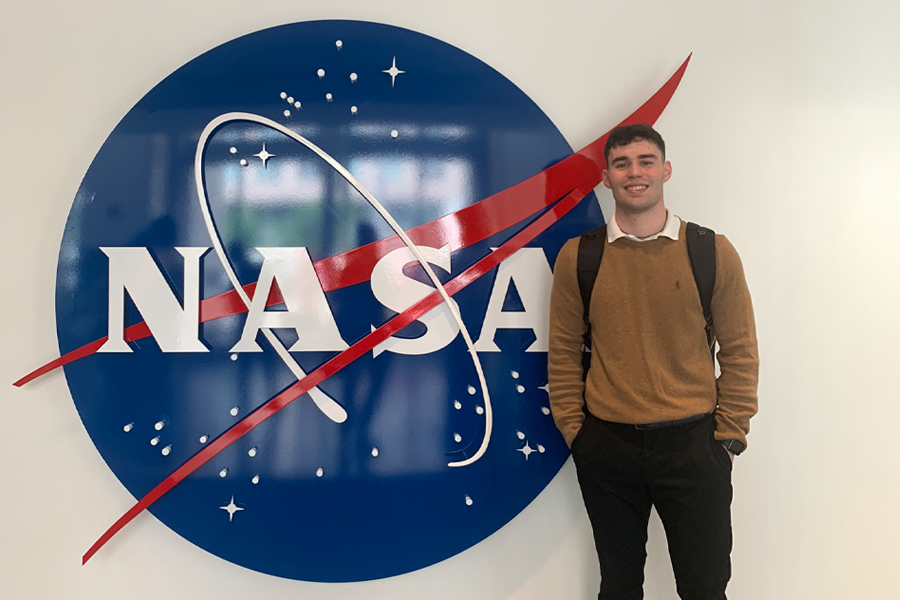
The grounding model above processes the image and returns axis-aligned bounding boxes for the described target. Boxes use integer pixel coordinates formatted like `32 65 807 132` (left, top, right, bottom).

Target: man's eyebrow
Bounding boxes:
610 153 660 165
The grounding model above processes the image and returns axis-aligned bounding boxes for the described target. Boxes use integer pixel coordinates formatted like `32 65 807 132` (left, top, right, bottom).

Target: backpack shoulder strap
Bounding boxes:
685 222 717 356
576 225 606 380
577 225 607 321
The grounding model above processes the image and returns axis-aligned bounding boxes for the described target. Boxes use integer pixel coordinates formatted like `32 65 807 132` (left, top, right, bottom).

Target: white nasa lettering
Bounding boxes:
231 248 349 353
369 244 460 357
473 247 552 352
97 245 552 356
99 247 210 353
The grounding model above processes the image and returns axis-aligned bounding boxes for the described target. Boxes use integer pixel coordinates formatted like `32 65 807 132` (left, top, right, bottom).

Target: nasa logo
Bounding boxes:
19 20 687 582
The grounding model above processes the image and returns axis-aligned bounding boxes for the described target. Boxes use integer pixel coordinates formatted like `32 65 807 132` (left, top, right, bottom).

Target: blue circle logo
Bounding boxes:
54 20 606 581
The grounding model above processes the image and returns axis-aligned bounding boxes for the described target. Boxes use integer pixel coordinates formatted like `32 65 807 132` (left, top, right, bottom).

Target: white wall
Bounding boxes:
3 1 899 598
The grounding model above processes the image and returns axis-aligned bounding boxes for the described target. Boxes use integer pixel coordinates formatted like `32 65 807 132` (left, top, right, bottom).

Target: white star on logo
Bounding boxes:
518 442 535 461
254 143 275 168
220 496 244 522
382 56 405 88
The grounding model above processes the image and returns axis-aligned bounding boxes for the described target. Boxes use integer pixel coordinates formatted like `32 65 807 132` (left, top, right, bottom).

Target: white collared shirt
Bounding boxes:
608 211 681 243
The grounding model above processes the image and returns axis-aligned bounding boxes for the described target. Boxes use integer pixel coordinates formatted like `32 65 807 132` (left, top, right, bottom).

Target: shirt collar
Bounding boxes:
608 211 681 243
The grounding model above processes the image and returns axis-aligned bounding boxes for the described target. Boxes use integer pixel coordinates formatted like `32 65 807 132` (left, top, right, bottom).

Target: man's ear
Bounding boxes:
601 169 611 189
663 161 672 183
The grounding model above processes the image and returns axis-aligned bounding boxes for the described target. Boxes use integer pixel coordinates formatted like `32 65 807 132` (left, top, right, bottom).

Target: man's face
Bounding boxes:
602 139 672 215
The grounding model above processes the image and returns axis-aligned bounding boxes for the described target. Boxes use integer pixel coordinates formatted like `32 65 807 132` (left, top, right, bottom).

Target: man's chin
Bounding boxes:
614 199 662 216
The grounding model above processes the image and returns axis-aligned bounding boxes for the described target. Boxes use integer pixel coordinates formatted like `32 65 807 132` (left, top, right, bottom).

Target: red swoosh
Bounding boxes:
14 54 690 389
84 185 590 566
80 55 691 563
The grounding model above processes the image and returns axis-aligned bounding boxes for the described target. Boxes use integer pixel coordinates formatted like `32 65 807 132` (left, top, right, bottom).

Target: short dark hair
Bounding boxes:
604 123 666 164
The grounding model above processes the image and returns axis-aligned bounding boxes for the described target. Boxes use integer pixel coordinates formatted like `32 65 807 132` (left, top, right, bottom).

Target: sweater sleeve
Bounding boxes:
711 235 759 448
548 238 589 447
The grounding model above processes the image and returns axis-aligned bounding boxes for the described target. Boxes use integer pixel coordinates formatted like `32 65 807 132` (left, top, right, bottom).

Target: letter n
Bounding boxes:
98 247 209 353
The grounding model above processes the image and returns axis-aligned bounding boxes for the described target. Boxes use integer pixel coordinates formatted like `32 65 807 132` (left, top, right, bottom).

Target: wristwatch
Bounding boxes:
721 439 745 455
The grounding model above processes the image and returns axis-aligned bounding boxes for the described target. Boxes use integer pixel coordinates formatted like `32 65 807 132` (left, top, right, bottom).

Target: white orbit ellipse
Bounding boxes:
194 112 493 467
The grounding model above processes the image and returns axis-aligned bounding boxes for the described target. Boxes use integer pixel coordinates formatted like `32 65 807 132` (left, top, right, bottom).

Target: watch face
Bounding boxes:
725 440 744 454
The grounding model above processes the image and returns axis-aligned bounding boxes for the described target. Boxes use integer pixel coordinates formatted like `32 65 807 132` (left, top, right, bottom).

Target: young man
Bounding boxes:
548 124 758 600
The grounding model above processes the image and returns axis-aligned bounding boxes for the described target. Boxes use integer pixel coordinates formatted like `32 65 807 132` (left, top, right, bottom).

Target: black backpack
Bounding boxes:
576 222 717 381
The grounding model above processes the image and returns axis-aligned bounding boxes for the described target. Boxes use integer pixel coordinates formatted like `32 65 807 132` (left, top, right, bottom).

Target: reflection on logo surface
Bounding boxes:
54 20 605 581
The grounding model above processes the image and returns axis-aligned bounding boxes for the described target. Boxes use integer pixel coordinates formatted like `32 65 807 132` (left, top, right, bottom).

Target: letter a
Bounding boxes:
231 248 348 353
473 248 552 352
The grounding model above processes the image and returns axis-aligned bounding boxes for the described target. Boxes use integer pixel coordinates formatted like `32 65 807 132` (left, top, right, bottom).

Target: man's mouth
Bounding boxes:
624 184 648 192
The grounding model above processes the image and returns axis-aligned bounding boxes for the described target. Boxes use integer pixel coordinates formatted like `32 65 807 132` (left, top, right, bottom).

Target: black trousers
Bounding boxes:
571 412 733 600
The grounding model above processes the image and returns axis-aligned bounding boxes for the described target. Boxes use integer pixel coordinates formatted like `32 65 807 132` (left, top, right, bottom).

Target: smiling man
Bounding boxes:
548 124 758 600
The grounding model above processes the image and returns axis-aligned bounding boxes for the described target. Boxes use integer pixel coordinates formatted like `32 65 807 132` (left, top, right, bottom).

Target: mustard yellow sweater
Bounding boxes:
548 221 758 448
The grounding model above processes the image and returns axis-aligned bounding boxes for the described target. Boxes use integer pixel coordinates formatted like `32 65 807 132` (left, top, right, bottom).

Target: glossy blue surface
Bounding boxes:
57 20 603 581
